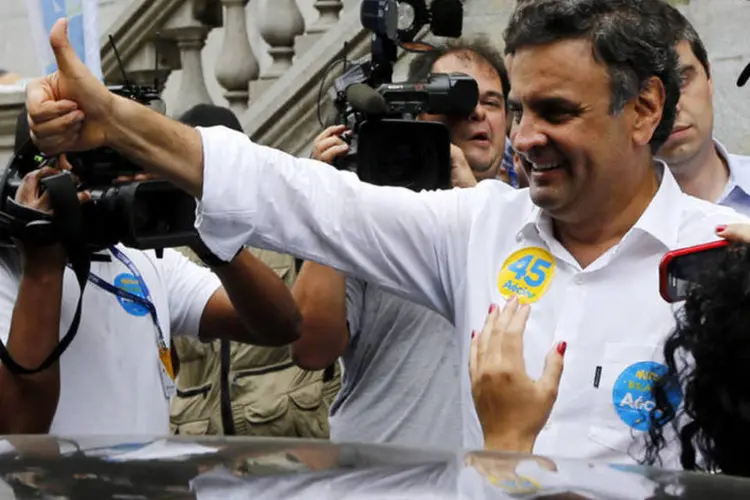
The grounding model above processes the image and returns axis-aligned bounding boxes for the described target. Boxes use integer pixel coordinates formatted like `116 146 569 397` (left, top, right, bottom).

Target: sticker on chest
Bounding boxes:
612 361 682 431
489 475 541 495
113 273 150 317
496 247 556 304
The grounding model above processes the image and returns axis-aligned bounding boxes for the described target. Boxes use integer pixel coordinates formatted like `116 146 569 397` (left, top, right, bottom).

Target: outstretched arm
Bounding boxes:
26 18 472 320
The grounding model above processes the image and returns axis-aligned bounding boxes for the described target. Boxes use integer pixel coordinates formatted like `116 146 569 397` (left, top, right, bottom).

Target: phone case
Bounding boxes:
658 239 730 303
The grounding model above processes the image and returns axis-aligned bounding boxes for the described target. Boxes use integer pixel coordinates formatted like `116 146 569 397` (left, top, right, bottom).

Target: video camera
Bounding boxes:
0 59 199 255
329 0 477 191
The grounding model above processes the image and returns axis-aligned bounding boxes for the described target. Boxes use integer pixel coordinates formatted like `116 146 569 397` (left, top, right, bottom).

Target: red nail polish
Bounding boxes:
489 304 497 314
716 225 727 233
471 330 476 340
557 342 567 356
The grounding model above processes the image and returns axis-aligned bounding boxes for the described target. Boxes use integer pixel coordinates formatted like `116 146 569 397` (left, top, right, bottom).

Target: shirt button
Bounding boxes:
574 275 584 285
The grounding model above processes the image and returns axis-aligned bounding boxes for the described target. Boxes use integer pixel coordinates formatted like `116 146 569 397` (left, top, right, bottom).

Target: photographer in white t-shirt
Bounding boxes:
0 147 302 434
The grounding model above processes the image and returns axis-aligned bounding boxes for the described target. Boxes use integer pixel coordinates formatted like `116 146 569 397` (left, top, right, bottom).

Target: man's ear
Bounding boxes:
631 76 665 148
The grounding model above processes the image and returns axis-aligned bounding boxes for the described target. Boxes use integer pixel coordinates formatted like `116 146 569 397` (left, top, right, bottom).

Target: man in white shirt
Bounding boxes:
23 0 748 463
656 4 750 215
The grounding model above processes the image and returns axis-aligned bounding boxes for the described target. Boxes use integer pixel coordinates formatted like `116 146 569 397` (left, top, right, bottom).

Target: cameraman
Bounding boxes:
291 38 511 448
0 116 302 434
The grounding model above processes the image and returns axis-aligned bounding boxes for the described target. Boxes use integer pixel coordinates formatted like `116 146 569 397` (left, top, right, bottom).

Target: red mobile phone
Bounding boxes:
659 240 731 303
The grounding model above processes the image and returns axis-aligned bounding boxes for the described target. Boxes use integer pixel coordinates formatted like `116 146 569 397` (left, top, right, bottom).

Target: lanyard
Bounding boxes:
83 247 167 350
74 247 176 398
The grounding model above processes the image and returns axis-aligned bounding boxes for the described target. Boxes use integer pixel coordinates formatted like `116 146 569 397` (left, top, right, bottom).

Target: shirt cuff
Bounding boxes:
193 126 256 261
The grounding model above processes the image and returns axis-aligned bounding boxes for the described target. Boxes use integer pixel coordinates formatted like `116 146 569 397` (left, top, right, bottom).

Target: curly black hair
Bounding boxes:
644 242 750 477
503 0 680 154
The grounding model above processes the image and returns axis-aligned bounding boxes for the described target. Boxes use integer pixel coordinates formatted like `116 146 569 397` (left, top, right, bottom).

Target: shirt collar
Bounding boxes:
516 160 682 251
714 138 750 198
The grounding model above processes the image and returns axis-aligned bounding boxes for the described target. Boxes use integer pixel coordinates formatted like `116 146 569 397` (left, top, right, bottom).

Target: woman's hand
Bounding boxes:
470 296 566 453
717 224 750 244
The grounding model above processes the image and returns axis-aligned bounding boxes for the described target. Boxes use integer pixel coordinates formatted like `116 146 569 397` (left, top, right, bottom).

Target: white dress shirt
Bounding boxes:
193 126 747 464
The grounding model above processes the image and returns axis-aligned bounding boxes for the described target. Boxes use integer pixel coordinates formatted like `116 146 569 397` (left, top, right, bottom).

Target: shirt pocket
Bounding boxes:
587 342 668 455
169 382 216 436
230 361 329 438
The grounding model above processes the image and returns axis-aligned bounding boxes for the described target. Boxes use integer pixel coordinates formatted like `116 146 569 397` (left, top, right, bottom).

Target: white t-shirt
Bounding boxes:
0 245 221 435
193 126 748 464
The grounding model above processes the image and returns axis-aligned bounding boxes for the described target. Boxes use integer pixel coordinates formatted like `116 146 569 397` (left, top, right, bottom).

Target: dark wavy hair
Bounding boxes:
644 243 750 477
503 0 680 154
662 2 711 79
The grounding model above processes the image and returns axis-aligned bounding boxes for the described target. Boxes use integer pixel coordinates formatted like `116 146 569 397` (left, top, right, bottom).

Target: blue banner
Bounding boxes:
25 0 102 80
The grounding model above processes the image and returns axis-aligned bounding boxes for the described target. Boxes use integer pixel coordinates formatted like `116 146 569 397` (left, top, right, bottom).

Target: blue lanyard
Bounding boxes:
80 247 167 348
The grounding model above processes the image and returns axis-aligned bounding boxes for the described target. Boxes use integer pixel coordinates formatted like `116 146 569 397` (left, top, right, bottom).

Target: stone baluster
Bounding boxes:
295 0 344 57
308 0 344 34
256 0 306 79
167 26 214 118
215 0 260 115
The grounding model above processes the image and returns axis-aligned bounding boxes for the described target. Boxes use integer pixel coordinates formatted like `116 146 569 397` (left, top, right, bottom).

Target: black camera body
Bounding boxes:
0 84 199 253
331 0 473 191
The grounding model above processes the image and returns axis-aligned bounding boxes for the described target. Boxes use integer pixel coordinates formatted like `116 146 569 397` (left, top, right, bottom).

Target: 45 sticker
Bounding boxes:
497 247 556 304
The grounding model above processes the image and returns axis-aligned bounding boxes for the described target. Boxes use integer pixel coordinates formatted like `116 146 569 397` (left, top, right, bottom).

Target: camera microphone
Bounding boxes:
346 83 389 115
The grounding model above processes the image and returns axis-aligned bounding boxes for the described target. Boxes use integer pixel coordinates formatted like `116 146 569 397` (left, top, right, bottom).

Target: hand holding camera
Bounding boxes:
12 157 91 270
311 125 350 165
450 144 477 188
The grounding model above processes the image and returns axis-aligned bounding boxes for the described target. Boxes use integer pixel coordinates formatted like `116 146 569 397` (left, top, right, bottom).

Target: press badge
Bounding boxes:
158 355 176 399
156 338 176 400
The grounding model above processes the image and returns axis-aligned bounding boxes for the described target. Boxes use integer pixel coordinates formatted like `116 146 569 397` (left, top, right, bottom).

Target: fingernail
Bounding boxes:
471 330 476 340
716 225 727 234
557 341 567 356
488 303 497 314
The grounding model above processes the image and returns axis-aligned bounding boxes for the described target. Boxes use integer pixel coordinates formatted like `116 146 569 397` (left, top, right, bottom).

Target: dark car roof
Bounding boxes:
0 436 749 499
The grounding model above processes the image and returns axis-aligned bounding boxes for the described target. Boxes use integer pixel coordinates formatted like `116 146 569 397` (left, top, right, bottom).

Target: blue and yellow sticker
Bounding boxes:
612 361 682 431
489 474 542 495
114 273 149 317
497 247 556 304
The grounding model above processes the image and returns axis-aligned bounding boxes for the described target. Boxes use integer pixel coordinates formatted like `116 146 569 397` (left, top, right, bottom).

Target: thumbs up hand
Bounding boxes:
26 18 114 155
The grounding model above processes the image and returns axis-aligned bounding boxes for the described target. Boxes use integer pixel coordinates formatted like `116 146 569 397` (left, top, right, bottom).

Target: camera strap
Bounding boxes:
0 173 91 376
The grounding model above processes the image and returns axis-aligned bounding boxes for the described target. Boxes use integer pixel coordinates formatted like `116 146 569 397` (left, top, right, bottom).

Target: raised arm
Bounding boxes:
26 19 473 320
194 126 468 319
0 165 90 433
